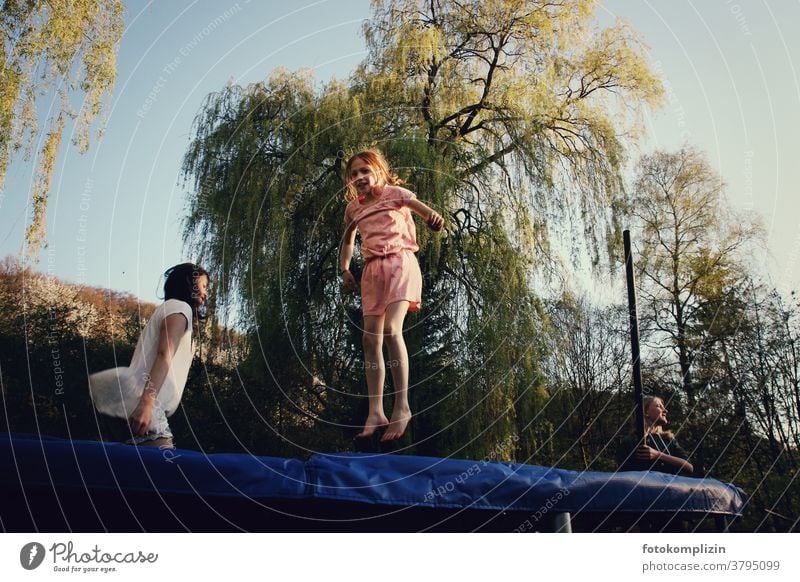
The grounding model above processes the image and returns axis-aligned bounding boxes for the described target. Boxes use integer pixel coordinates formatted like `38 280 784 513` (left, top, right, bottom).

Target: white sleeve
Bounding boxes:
163 299 192 331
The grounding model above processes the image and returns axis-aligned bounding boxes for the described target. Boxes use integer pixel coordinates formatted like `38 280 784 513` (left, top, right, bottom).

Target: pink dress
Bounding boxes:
345 185 423 316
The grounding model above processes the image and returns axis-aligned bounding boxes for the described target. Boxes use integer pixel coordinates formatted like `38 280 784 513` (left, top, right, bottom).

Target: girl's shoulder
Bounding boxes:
383 184 417 205
161 299 193 323
659 429 675 441
344 198 361 222
386 184 416 198
345 186 415 216
345 197 360 212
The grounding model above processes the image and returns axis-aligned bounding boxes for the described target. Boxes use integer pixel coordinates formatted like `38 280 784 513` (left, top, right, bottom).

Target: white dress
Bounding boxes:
89 299 193 441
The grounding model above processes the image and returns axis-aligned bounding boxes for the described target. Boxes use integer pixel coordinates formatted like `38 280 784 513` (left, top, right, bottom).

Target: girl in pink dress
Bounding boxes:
340 150 444 442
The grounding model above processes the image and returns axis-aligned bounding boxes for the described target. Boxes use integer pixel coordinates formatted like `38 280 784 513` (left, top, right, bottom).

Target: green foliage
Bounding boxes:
0 0 123 255
181 0 661 460
631 146 764 404
362 0 663 266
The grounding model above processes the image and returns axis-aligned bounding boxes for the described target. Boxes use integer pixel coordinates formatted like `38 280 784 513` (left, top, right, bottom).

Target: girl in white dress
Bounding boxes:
89 263 209 449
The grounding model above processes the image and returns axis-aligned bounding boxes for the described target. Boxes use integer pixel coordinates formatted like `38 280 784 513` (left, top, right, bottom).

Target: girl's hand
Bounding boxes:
427 211 444 232
635 445 661 462
129 397 155 436
342 269 359 294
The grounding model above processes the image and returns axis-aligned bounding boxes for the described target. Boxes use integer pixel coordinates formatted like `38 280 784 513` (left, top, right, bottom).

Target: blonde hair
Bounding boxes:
644 395 674 440
343 149 403 202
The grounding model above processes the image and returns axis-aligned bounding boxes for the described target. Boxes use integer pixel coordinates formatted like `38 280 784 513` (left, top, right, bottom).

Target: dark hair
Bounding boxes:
163 263 210 319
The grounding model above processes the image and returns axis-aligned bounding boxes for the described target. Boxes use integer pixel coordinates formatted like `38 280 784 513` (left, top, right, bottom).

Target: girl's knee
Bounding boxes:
362 332 382 350
382 326 404 343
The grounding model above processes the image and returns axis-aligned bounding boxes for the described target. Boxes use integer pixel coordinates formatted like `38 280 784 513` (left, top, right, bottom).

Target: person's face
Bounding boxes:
646 398 668 425
192 274 209 307
349 157 379 196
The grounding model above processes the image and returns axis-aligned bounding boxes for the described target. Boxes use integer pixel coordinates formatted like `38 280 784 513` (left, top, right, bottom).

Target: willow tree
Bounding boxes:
360 0 662 260
1 0 123 254
183 0 663 459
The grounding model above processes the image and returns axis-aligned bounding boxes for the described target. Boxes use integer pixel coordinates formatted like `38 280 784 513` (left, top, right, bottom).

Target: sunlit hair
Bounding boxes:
643 395 674 439
343 149 403 202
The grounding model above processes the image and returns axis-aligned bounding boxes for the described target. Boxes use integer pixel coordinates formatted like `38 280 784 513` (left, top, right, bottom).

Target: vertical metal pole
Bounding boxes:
623 230 645 442
554 512 573 533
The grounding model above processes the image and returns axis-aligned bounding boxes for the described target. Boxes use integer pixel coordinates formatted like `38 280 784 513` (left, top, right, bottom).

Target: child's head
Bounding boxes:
644 396 667 424
643 395 674 438
343 149 397 202
164 263 210 315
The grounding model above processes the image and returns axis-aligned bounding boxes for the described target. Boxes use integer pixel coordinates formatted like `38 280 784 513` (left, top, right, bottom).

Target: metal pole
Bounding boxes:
623 230 645 442
554 512 573 533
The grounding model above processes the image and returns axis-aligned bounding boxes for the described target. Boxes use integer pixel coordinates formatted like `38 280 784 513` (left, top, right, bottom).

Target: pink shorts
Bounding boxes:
361 250 422 316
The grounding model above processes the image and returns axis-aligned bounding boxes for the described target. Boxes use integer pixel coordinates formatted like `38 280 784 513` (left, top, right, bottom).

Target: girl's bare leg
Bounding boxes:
357 313 389 437
381 300 411 441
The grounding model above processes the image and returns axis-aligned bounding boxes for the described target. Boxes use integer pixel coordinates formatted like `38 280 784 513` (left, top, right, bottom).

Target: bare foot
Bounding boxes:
356 412 389 438
381 407 411 441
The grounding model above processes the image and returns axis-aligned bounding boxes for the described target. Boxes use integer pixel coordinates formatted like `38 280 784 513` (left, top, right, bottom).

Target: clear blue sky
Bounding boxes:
1 0 798 303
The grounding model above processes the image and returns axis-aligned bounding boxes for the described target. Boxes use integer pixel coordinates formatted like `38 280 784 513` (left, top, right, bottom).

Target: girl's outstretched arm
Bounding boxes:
406 198 444 231
341 220 358 293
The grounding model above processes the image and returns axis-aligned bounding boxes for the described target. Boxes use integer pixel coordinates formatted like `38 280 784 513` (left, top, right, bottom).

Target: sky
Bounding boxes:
1 0 799 304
